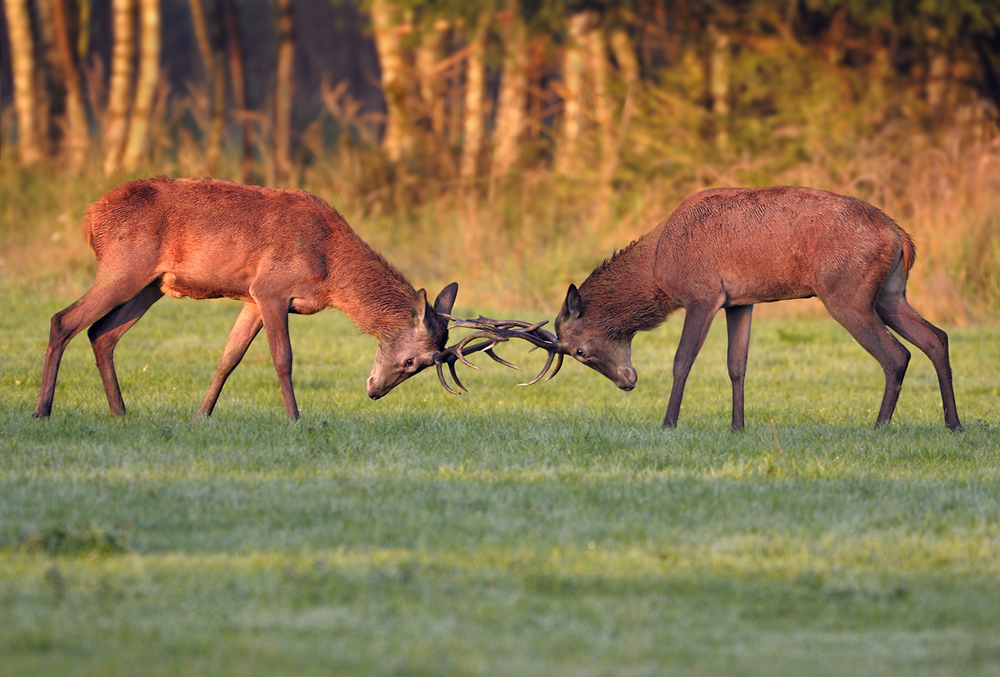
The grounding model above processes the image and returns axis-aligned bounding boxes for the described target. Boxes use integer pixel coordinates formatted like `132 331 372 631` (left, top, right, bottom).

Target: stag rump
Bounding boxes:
523 186 962 431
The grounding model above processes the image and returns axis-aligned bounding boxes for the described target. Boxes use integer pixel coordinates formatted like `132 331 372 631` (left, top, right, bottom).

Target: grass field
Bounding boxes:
2 285 999 676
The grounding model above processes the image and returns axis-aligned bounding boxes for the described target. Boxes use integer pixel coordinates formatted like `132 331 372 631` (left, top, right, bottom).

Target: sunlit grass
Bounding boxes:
1 286 998 675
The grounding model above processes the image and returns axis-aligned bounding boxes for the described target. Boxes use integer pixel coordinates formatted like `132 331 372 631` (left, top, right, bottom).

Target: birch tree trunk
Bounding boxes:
35 0 59 149
103 0 136 174
5 0 42 166
50 0 89 170
189 0 226 173
491 3 527 177
707 22 730 150
605 25 639 179
586 19 611 173
925 29 950 127
122 0 161 169
609 26 639 85
415 24 441 133
273 0 295 184
369 0 407 162
222 0 254 182
555 11 590 174
460 16 488 182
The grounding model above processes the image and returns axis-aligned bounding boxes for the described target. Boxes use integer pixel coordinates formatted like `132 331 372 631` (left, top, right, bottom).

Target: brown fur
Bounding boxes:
560 186 961 431
83 177 417 338
36 177 454 420
578 236 678 339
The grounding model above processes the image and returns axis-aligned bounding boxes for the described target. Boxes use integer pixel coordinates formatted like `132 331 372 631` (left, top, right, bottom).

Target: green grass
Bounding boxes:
2 285 999 676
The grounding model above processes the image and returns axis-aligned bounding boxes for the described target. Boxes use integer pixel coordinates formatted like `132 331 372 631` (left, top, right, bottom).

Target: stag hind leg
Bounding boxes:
198 301 264 417
725 304 754 431
34 270 157 417
819 272 911 428
87 284 164 415
875 265 962 430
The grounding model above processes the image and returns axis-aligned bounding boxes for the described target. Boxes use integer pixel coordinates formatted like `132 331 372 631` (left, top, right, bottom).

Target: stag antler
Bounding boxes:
432 315 564 395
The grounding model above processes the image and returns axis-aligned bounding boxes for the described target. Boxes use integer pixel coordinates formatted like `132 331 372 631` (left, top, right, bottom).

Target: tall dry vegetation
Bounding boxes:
1 2 997 322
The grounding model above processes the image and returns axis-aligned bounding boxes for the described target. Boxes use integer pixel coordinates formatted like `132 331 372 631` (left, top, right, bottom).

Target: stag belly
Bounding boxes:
158 256 257 301
719 267 816 306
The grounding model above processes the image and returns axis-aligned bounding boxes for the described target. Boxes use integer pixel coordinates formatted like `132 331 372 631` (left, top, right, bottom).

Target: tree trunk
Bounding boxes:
35 0 60 150
460 16 488 183
103 0 136 174
587 19 611 173
5 0 42 166
925 29 950 128
415 23 442 133
605 25 638 180
555 11 590 174
188 0 213 70
491 3 527 178
609 26 639 86
707 22 730 150
189 0 226 173
273 0 295 184
222 0 254 182
369 0 407 162
122 0 161 169
50 0 89 171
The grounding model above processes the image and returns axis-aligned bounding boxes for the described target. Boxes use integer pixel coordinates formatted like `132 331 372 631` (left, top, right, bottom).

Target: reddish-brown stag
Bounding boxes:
529 187 962 431
33 177 490 420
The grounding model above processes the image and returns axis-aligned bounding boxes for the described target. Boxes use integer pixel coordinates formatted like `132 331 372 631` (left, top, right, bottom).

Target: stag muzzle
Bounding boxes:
618 366 637 391
367 364 431 400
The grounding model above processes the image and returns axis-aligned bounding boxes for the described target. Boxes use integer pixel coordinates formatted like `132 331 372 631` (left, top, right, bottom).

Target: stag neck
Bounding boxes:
578 236 676 338
320 230 419 341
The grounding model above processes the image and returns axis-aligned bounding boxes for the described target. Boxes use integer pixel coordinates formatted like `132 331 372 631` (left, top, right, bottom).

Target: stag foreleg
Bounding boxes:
198 301 264 417
725 304 753 431
663 299 724 428
257 297 299 421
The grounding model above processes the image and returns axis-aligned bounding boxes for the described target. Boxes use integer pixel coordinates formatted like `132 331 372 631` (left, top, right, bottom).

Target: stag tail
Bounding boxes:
81 205 97 253
900 228 916 272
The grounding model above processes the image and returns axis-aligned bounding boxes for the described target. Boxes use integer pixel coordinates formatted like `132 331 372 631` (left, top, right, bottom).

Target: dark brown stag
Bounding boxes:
33 177 512 420
515 187 962 431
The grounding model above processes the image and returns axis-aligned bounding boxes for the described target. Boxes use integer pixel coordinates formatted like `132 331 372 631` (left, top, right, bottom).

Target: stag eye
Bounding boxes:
404 358 414 368
575 348 585 358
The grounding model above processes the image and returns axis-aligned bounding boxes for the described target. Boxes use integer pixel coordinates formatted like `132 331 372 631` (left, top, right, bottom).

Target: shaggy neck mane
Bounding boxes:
578 237 673 338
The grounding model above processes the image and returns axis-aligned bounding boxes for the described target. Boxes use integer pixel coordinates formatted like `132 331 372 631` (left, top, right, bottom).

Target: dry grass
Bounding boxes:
2 76 998 324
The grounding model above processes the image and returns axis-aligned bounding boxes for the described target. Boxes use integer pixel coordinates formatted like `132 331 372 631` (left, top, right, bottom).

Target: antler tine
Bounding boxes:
517 348 566 386
434 313 564 394
546 353 564 381
447 359 468 392
451 331 507 369
516 350 555 387
484 347 520 371
435 361 463 395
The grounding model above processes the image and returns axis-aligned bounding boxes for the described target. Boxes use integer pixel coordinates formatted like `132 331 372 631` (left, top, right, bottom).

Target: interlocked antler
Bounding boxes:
432 315 565 395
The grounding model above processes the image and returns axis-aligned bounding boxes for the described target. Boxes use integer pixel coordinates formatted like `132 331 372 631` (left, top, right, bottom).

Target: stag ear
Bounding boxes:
558 284 583 322
434 282 458 315
412 288 430 327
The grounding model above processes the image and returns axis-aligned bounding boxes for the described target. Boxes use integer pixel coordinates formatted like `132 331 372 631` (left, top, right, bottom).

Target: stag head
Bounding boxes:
367 282 458 399
554 284 637 391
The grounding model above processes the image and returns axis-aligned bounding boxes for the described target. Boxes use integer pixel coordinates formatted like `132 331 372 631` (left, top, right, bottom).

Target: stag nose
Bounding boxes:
366 375 384 400
619 366 637 391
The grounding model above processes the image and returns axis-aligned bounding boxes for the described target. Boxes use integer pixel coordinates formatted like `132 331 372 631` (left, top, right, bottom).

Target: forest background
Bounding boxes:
1 0 999 321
